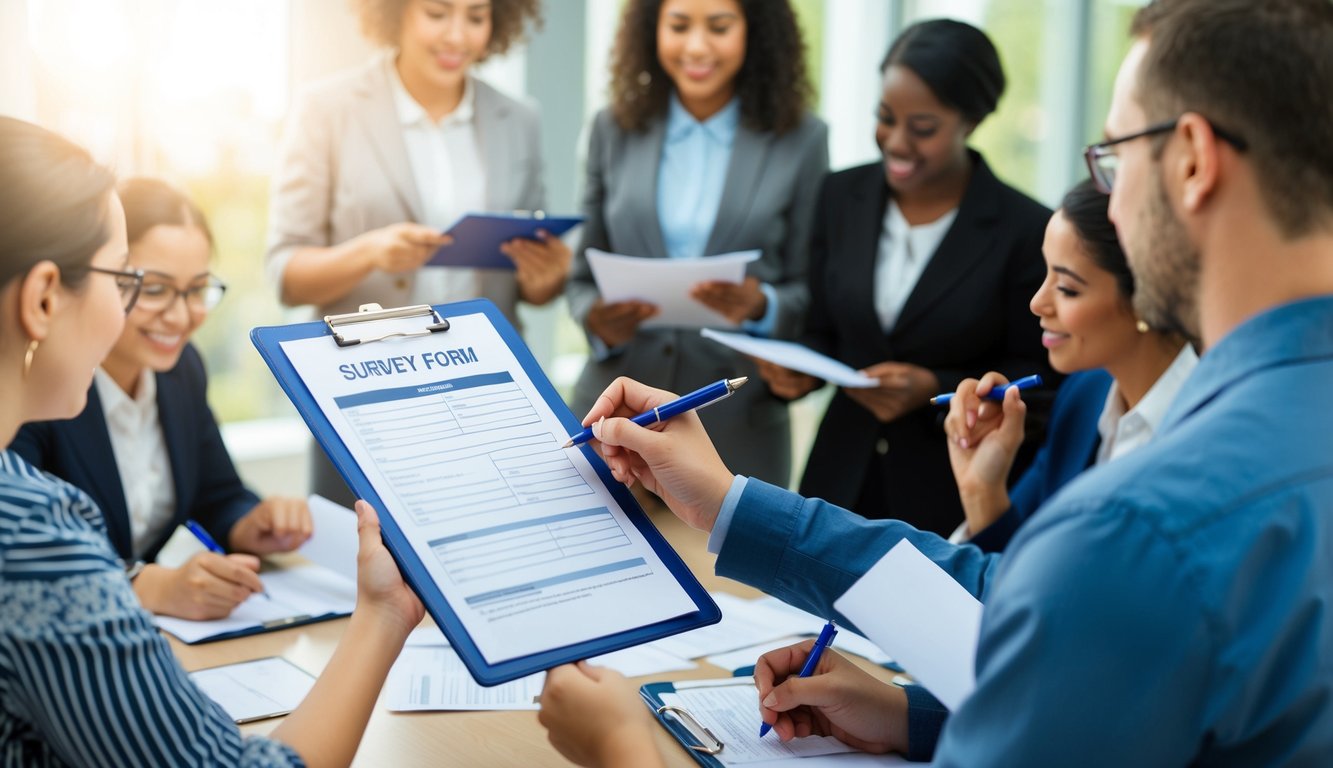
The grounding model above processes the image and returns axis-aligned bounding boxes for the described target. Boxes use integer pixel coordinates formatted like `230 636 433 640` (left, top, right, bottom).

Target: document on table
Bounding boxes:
276 310 699 664
833 539 983 710
403 623 697 678
387 646 545 711
752 596 898 667
700 330 877 388
189 657 316 723
648 592 805 659
154 564 357 644
586 248 760 329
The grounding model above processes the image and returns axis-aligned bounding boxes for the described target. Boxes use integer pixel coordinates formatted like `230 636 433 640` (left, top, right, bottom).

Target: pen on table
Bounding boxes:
929 374 1043 406
759 620 838 738
561 376 748 449
182 519 269 600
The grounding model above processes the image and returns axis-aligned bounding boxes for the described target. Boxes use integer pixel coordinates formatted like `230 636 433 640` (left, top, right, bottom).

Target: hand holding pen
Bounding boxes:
184 519 269 601
759 621 837 737
563 377 748 448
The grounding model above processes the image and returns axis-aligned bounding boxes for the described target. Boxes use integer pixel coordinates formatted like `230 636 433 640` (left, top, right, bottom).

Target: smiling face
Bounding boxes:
397 0 492 95
656 0 747 120
103 223 212 385
1030 211 1142 375
875 64 974 197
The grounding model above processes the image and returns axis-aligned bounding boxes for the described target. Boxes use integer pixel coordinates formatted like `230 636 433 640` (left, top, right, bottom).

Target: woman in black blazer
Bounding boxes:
757 20 1053 535
10 179 313 620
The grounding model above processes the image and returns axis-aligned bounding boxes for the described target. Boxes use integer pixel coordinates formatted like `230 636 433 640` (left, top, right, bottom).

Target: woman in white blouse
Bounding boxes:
266 0 569 504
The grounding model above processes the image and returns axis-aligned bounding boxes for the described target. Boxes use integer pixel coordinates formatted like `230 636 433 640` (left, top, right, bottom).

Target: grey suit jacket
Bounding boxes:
265 52 544 324
567 108 829 487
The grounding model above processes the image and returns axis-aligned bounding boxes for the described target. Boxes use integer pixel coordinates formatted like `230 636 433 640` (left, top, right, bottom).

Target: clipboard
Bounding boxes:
641 680 729 768
428 211 584 269
188 656 317 724
250 299 719 686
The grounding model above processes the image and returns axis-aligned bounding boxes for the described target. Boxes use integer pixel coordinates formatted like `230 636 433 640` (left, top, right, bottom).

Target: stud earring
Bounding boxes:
1136 319 1150 334
23 340 38 378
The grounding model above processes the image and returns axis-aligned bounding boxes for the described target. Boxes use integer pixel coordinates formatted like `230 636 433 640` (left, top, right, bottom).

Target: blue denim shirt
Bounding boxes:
713 295 1333 764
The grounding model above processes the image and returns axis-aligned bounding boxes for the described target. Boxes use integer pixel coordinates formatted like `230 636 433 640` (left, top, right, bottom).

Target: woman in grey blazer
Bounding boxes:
567 0 829 487
266 0 567 504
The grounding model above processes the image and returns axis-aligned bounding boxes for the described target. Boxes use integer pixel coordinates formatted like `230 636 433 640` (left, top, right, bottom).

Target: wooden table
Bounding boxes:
168 505 894 766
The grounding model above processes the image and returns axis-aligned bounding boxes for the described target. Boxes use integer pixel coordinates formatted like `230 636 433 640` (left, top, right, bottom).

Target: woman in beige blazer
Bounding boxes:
567 0 828 487
267 0 567 503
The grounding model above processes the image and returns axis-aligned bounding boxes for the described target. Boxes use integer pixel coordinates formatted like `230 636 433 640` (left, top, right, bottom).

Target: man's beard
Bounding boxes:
1128 169 1202 348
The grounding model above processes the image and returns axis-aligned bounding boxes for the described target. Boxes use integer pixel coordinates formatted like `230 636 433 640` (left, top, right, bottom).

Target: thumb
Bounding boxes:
354 500 384 556
762 674 842 714
998 387 1028 441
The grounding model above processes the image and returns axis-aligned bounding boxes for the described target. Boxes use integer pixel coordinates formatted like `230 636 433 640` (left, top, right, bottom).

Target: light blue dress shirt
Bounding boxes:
709 295 1333 764
657 95 778 336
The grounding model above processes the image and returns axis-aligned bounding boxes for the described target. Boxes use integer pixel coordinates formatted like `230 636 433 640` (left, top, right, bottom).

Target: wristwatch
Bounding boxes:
124 559 148 583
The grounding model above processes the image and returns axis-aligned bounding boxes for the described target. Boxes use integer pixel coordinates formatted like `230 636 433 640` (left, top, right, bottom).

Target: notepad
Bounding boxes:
189 657 316 723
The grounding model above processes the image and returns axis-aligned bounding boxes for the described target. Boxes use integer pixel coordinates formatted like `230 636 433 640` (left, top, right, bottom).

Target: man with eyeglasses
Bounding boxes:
530 1 1333 765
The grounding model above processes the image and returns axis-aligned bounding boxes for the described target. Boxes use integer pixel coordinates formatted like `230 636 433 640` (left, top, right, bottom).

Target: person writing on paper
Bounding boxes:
945 178 1195 551
542 0 1333 762
754 20 1052 535
10 178 313 622
566 0 829 485
0 116 424 768
267 0 568 506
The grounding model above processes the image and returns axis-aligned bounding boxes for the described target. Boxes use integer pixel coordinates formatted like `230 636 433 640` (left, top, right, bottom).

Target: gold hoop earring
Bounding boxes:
1136 319 1150 334
23 340 39 379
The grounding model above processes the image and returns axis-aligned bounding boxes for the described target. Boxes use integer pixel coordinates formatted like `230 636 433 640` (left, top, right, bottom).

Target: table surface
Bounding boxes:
168 503 895 767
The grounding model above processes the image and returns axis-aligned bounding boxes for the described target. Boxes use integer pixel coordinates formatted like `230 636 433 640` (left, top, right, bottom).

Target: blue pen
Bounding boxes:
760 620 838 738
561 377 748 448
930 374 1043 406
183 519 269 600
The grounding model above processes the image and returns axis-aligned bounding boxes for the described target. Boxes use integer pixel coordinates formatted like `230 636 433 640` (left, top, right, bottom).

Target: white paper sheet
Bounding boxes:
403 623 697 678
648 593 806 659
298 494 360 580
386 646 545 711
586 248 760 329
833 540 983 710
189 657 316 723
154 564 357 644
277 311 698 664
700 329 877 388
705 635 806 673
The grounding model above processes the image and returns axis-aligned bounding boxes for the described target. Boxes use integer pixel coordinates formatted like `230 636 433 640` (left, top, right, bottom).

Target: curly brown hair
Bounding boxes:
353 0 543 60
608 0 812 134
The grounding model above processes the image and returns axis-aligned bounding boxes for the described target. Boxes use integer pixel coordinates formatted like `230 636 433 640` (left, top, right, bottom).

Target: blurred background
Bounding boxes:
0 0 1142 495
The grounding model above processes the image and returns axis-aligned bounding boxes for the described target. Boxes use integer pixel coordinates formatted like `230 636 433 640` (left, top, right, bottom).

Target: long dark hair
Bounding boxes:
608 0 812 134
881 19 1005 126
1060 178 1134 301
0 117 116 293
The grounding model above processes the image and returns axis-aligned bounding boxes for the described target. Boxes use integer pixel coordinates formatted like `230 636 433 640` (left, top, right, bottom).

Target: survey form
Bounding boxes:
276 310 699 664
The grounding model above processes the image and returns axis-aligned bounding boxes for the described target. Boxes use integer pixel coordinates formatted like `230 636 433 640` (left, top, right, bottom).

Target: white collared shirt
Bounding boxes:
387 58 487 305
874 200 958 331
1096 344 1199 463
93 368 176 559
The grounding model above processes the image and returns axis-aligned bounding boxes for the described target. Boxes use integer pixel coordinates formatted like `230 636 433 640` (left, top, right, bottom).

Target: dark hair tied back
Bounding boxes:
1059 178 1135 301
881 19 1005 125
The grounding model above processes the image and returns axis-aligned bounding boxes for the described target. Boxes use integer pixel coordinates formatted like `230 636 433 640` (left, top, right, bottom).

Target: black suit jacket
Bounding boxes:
8 344 257 562
798 152 1054 534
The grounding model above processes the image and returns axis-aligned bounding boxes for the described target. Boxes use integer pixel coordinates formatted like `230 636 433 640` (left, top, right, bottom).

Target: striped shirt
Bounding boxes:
0 450 303 767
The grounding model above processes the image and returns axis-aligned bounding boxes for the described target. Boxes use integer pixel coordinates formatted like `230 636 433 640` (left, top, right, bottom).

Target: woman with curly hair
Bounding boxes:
267 0 569 505
566 0 829 487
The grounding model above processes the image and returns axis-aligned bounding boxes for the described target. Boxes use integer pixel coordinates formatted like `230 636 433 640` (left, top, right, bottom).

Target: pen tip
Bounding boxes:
728 376 749 389
560 438 573 449
928 396 940 405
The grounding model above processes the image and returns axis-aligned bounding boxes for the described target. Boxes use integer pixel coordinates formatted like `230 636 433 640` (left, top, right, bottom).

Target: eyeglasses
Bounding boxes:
134 275 227 315
85 265 146 314
1084 117 1249 194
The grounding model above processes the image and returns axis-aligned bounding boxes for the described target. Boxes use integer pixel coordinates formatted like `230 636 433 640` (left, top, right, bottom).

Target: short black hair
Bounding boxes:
880 19 1005 126
1060 178 1133 302
0 117 116 293
1131 0 1333 236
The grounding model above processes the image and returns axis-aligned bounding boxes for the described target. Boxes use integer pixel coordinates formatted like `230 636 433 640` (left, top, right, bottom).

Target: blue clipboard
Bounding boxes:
428 211 584 269
250 299 719 686
640 680 731 768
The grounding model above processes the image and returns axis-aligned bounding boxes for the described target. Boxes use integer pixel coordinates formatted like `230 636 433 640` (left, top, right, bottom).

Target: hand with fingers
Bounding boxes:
690 276 768 325
228 497 314 554
754 640 908 753
585 299 659 348
501 231 573 305
351 500 424 632
133 551 265 620
753 358 821 400
537 662 666 768
362 222 452 274
944 372 1028 536
579 376 734 532
843 361 940 423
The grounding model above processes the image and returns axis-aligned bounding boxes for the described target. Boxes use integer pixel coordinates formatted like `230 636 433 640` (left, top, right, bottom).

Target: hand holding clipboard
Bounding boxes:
428 211 583 270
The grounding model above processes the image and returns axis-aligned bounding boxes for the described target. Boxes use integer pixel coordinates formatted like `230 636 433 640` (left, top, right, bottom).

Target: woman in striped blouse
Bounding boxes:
0 117 424 766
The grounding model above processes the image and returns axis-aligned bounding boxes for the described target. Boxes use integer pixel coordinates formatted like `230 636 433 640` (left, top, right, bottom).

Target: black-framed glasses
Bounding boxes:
134 274 227 315
1084 117 1249 194
85 265 146 314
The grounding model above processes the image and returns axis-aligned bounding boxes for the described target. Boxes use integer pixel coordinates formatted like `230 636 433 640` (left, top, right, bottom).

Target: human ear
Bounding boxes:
1175 112 1222 213
16 261 62 344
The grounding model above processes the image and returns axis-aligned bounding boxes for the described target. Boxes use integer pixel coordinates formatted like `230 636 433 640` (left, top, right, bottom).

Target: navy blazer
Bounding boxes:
797 151 1054 535
969 369 1111 553
8 344 257 562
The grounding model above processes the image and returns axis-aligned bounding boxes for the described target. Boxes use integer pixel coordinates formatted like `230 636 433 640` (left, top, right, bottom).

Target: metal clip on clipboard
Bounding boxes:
656 704 725 755
324 303 451 347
